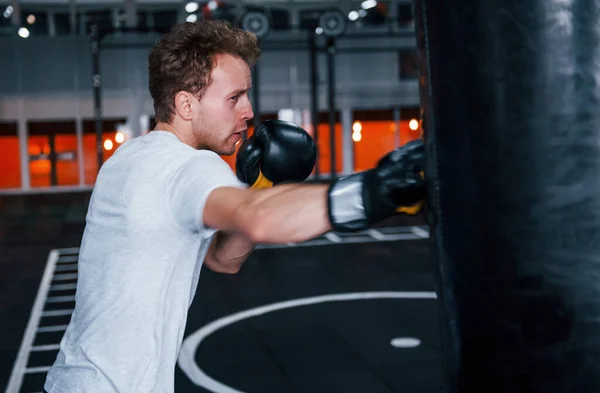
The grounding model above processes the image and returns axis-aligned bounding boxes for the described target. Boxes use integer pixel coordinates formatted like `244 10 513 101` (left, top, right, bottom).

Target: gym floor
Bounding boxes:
0 191 443 393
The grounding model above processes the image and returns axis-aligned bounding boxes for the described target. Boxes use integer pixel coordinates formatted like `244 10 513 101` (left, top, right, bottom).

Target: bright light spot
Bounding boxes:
409 119 419 131
3 6 13 18
348 11 359 21
352 131 362 142
18 27 30 38
103 139 113 151
26 14 35 24
315 27 324 35
186 14 197 23
390 337 421 348
352 121 362 133
115 132 125 144
185 2 199 13
207 0 218 11
361 0 377 10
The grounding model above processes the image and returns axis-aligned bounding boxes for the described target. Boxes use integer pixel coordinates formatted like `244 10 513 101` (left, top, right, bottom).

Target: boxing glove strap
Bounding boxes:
251 170 274 189
327 172 369 232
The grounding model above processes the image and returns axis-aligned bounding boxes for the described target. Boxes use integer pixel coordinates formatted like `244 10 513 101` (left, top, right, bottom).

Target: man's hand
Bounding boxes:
236 120 316 188
328 139 426 232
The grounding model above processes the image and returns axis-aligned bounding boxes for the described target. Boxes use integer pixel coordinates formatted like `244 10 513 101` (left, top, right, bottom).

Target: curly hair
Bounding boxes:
148 20 261 123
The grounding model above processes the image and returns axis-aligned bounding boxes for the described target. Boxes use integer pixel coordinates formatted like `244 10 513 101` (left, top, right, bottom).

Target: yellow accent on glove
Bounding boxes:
396 200 425 215
251 170 274 189
396 170 425 215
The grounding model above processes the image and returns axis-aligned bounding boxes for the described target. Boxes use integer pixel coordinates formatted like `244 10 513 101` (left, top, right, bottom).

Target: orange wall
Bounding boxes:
0 120 422 189
84 132 118 185
0 136 22 188
353 119 421 172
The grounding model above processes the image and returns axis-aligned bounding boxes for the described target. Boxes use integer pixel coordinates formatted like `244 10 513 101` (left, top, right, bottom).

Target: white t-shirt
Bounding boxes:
44 131 246 393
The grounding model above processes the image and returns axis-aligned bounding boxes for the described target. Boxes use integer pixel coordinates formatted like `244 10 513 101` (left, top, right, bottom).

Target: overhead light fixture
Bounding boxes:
361 0 377 10
318 9 347 38
185 2 199 13
240 11 270 39
186 14 197 23
207 0 218 11
409 119 419 131
3 5 13 18
348 11 359 21
18 27 30 38
103 139 113 151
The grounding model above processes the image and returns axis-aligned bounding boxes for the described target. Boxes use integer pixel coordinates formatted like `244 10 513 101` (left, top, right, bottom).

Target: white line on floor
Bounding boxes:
179 291 438 393
256 232 426 250
324 232 342 243
24 366 51 374
46 295 76 303
37 325 68 333
54 264 78 272
367 229 386 240
52 273 78 281
56 247 80 255
49 283 77 291
41 309 74 317
5 250 58 393
31 344 61 352
411 226 430 238
56 255 78 264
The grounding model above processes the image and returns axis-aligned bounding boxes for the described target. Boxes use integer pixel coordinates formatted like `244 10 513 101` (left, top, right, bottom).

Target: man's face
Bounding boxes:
192 53 254 155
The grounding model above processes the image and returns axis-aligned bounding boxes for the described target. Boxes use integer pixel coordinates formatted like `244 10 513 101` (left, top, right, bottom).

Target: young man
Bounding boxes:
44 20 425 393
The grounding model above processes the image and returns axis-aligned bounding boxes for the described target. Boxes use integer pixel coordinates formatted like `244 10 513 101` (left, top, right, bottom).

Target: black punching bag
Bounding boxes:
413 0 600 392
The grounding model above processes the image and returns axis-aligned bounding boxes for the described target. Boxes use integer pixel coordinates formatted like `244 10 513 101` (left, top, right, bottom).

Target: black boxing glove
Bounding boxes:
236 120 316 188
327 139 426 232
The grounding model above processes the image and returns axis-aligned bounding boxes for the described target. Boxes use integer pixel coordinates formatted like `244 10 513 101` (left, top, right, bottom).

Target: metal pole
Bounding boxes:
309 32 320 179
327 37 336 180
49 133 58 186
91 23 104 172
251 59 260 135
394 106 401 147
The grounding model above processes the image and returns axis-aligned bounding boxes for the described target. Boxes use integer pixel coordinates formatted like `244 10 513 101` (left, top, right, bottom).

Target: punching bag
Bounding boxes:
413 0 600 392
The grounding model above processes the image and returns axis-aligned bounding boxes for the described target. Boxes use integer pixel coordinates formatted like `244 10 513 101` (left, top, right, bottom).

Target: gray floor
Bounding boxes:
0 192 442 393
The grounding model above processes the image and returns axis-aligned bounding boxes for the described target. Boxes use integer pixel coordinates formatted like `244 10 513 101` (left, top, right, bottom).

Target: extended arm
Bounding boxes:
201 123 425 273
202 183 329 273
204 183 330 245
204 139 424 250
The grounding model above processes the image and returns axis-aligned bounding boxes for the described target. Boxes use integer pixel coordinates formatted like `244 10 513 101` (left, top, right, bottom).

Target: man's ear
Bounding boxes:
174 91 194 121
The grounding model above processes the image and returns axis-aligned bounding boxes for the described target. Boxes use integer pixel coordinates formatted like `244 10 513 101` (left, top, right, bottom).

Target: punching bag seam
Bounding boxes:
417 1 460 392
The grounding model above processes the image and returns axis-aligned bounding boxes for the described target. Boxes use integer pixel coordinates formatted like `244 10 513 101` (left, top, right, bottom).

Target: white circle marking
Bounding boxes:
178 291 437 393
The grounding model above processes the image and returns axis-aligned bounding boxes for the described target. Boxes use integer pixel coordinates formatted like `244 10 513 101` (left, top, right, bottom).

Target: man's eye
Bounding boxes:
231 95 239 101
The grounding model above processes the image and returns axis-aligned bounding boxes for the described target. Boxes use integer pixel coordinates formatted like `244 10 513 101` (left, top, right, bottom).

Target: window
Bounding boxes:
28 121 79 188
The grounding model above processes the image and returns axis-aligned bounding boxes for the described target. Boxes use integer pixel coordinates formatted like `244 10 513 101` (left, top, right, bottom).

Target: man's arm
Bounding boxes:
203 231 255 274
201 139 426 272
203 183 331 245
